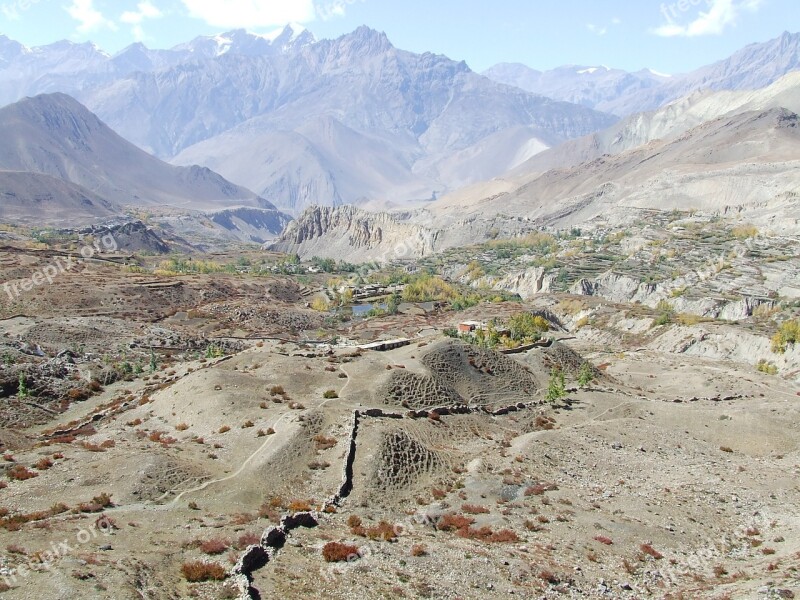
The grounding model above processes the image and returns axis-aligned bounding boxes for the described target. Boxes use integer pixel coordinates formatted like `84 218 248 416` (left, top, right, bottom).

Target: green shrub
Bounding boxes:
756 359 778 375
577 362 594 388
546 368 566 403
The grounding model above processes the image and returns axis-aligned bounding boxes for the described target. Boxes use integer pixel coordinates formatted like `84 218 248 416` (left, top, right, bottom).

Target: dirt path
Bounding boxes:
167 410 300 506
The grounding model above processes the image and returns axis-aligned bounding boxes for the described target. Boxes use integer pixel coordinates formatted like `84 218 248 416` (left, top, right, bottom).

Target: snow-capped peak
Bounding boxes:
211 34 233 56
646 68 672 78
576 66 610 75
260 22 307 43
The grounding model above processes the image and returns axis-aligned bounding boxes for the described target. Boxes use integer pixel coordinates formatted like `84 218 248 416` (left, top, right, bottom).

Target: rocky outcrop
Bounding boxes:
569 272 777 321
491 267 554 300
268 205 439 261
209 207 293 243
81 221 170 254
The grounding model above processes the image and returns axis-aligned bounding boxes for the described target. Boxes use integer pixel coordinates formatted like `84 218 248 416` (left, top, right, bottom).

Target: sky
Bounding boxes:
0 0 797 74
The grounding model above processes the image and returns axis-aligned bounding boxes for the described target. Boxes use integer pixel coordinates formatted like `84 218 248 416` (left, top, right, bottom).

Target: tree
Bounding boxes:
386 292 401 315
577 362 594 388
771 319 800 354
18 373 29 398
546 368 566 403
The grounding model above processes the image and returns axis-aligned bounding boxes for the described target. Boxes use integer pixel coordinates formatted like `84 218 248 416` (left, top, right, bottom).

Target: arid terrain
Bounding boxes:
0 20 799 600
0 232 797 600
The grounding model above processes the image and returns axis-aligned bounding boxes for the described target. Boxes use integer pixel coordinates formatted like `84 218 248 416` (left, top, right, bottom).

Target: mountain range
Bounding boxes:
482 31 800 116
0 93 291 240
0 26 616 213
0 26 799 243
271 71 800 259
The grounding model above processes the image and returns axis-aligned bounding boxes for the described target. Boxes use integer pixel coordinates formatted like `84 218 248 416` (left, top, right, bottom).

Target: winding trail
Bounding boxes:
167 411 298 506
168 362 355 506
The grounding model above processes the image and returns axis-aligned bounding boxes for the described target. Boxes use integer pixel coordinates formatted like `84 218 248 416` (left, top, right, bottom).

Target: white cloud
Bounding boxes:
2 5 21 20
66 0 117 33
315 0 365 21
121 1 164 41
611 17 622 25
180 0 315 28
587 23 607 36
653 0 763 37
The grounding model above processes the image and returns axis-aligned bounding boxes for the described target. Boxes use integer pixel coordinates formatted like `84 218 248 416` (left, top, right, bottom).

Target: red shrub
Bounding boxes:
181 561 227 582
7 465 37 481
462 504 489 514
365 521 397 542
35 458 53 470
640 543 664 560
199 538 230 555
322 541 359 563
436 514 474 532
593 535 613 545
524 482 558 496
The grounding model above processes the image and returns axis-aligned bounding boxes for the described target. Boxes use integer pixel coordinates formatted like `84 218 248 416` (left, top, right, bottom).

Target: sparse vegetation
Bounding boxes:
7 465 37 481
771 319 800 354
757 359 778 375
181 561 227 582
640 543 664 559
577 362 594 387
322 541 359 562
545 368 566 402
197 538 229 555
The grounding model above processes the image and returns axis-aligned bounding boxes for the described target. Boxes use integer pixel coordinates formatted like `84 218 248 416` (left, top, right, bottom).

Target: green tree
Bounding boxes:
386 292 401 315
577 362 594 388
546 368 566 403
18 373 29 398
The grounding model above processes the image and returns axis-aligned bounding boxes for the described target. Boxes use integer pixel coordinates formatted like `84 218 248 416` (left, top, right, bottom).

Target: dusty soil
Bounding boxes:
0 244 798 600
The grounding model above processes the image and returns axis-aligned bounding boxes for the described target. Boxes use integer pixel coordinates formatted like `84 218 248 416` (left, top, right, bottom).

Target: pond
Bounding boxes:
350 303 387 317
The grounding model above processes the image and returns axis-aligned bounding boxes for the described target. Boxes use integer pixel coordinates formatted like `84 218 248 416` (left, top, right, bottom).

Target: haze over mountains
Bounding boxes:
0 93 291 239
0 25 616 213
272 70 800 260
482 31 800 116
0 26 798 241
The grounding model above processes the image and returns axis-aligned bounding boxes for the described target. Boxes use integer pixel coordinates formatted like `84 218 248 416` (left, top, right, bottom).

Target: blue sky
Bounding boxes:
0 0 797 73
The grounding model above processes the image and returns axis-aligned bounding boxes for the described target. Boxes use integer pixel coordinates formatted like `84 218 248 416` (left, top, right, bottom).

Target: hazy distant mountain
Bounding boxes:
0 170 120 226
0 93 275 212
0 27 616 213
508 70 800 178
0 25 315 105
483 31 800 115
0 36 111 106
171 23 314 58
455 107 800 223
157 26 616 212
2 28 796 214
272 74 800 259
482 63 670 115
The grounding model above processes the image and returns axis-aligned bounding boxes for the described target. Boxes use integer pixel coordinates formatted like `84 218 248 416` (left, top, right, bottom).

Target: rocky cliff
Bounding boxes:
268 205 439 261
